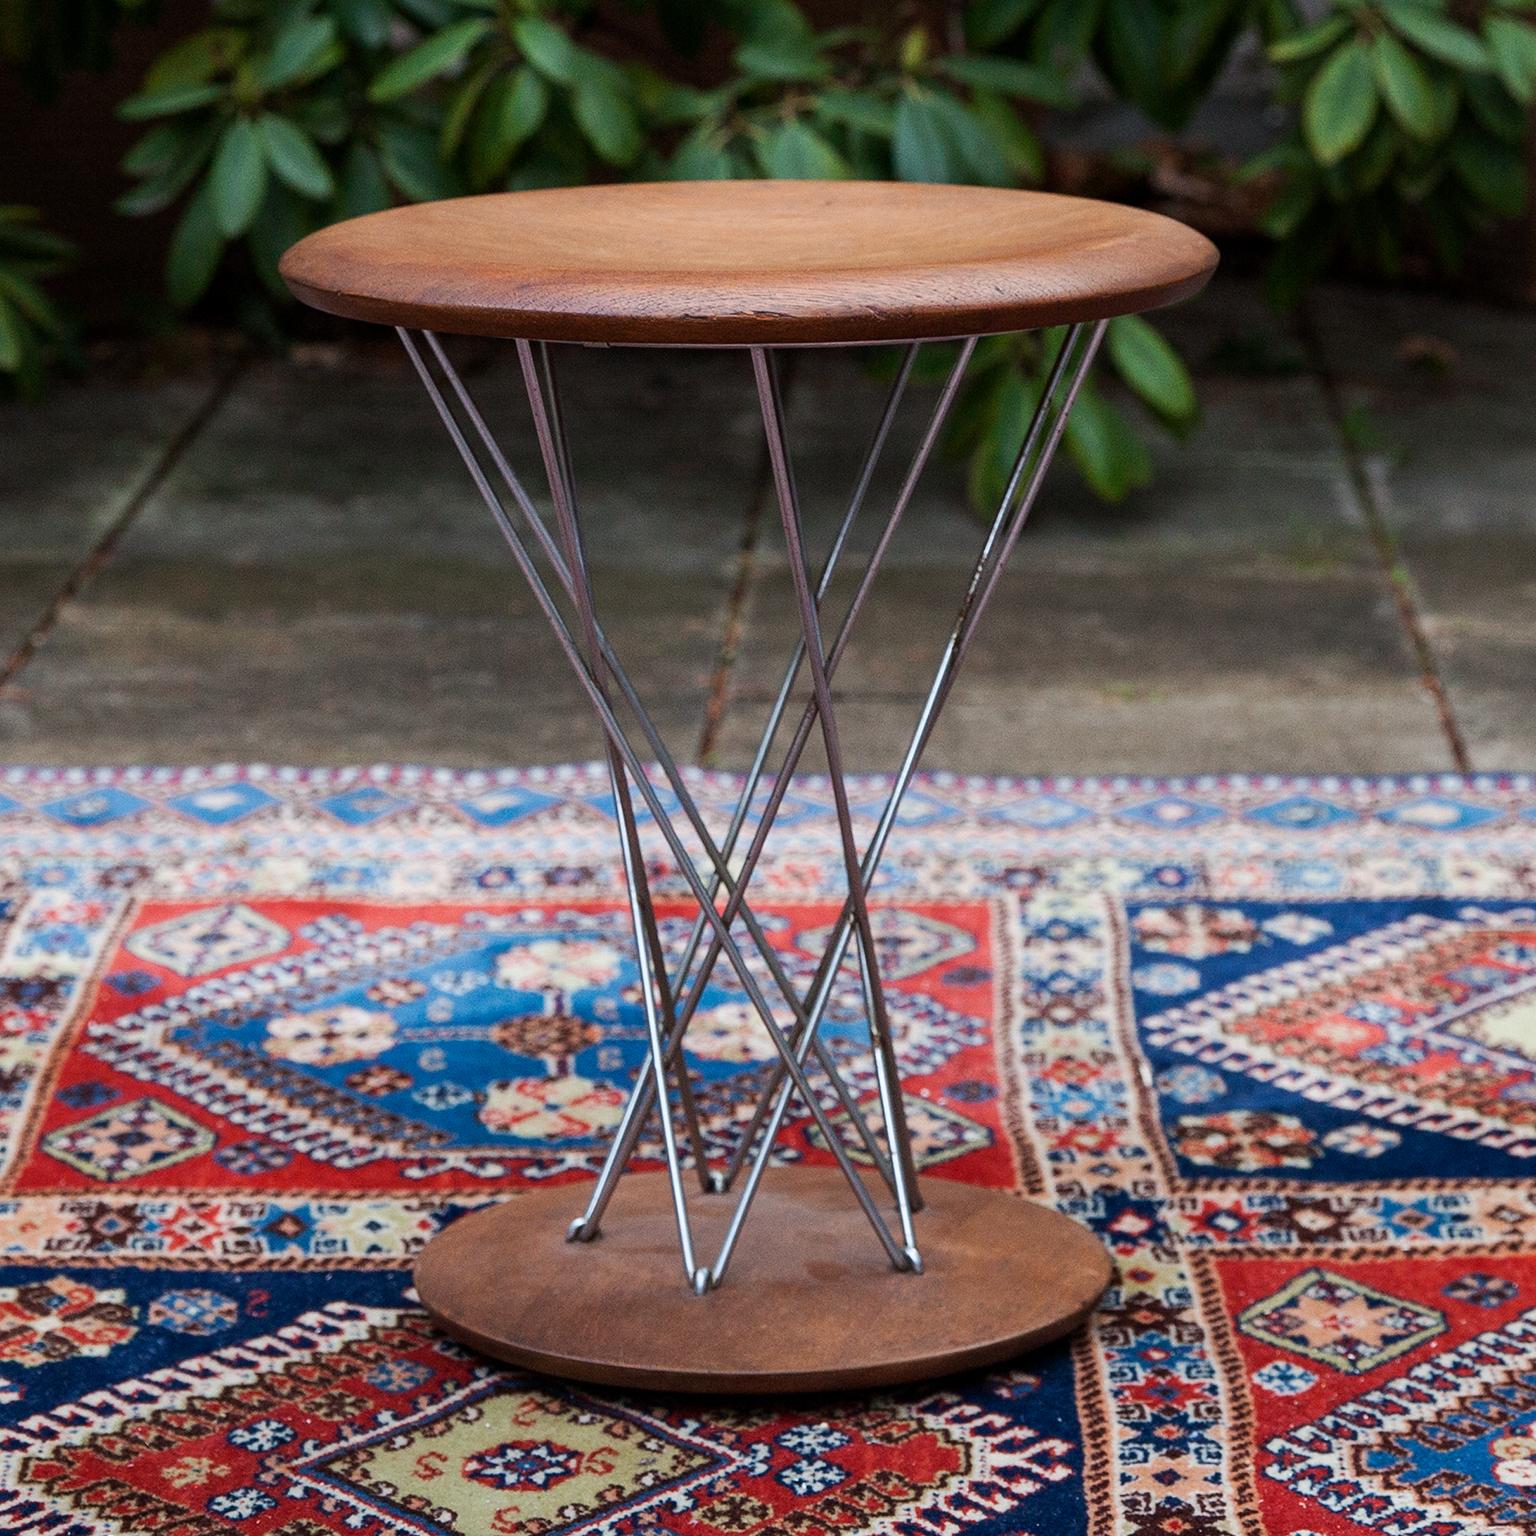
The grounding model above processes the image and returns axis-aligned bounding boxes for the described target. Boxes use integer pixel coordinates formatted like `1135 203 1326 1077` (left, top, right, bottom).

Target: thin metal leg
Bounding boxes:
754 347 921 1265
487 339 910 1275
406 330 898 1218
398 322 1103 1292
512 340 705 1289
533 342 713 1194
704 323 1105 1286
665 346 919 1004
696 338 979 1191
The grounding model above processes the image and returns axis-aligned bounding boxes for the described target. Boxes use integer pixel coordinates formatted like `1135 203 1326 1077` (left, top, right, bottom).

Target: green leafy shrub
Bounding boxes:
93 0 1536 501
1255 0 1536 305
0 206 76 396
115 0 461 308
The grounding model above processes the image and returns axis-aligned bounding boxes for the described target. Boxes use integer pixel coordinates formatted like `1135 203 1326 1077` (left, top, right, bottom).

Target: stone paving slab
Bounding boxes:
714 558 1451 774
121 348 759 575
0 273 1518 773
728 685 1454 777
771 278 1363 577
0 591 708 766
1308 284 1536 766
0 348 740 763
722 278 1445 771
0 372 220 657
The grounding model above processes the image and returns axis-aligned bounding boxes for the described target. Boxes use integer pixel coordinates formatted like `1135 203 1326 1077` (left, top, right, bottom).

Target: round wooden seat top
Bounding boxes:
281 180 1216 347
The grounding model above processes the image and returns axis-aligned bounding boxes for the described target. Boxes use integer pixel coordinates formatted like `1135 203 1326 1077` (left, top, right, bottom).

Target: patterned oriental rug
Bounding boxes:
1 766 1535 1536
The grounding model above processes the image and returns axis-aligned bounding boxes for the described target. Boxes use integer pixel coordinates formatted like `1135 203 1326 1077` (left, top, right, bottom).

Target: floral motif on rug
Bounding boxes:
0 765 1535 1535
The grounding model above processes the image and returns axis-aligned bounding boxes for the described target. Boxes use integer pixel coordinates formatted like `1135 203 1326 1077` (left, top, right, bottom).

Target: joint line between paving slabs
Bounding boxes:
1298 304 1472 773
0 351 253 699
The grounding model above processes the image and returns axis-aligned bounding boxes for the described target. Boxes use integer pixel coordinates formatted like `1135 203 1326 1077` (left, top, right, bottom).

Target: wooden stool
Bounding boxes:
282 181 1216 1394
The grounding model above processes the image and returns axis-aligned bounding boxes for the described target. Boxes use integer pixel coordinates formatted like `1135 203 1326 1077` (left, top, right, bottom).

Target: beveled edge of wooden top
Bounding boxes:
281 181 1218 347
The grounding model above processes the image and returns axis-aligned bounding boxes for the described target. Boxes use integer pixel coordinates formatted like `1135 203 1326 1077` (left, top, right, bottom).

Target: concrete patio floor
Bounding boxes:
0 274 1529 775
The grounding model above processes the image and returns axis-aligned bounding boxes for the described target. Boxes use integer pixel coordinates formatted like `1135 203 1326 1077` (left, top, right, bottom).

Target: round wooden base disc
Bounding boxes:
414 1169 1112 1394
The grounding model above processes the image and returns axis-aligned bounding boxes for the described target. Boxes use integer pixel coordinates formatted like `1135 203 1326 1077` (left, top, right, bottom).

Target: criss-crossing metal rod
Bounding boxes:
406 329 897 1199
512 339 915 1277
400 326 912 1278
567 344 975 1239
415 326 929 1211
668 338 979 1196
755 346 922 1267
514 339 704 1283
399 320 1104 1292
663 345 918 1003
703 322 1105 1286
553 345 922 1225
534 341 713 1191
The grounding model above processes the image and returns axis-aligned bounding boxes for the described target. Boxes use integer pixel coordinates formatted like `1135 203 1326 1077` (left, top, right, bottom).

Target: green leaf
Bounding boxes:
923 88 1014 185
369 17 490 102
292 94 349 145
969 88 1044 180
0 214 74 266
249 182 312 301
669 125 733 179
512 16 576 84
1450 129 1526 214
335 142 390 217
1422 66 1461 138
734 33 829 82
1371 32 1439 138
467 66 547 183
1465 71 1527 140
724 0 816 46
143 27 246 92
892 92 958 181
1095 2 1182 128
965 0 1042 51
392 0 458 27
1388 6 1491 71
1105 314 1196 427
1033 0 1102 69
1064 385 1153 501
965 364 1035 510
0 269 68 336
935 52 1072 106
572 75 643 167
753 117 848 178
119 82 223 120
122 121 192 177
258 13 339 92
209 116 268 237
115 122 219 215
945 352 1008 459
815 88 895 136
332 0 393 49
1350 119 1400 191
1484 15 1536 102
166 182 225 307
1304 41 1378 165
636 75 721 126
1268 14 1350 64
0 300 23 373
441 56 499 156
377 118 457 200
1260 172 1317 238
257 112 333 199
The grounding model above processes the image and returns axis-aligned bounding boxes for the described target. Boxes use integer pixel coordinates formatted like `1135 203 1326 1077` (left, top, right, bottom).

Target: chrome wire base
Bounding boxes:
399 321 1105 1293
